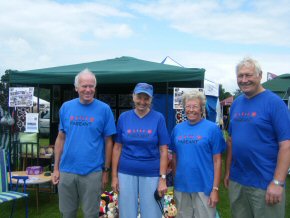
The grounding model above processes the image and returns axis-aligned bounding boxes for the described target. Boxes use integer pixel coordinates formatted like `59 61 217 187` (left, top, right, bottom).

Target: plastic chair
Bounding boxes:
0 148 29 218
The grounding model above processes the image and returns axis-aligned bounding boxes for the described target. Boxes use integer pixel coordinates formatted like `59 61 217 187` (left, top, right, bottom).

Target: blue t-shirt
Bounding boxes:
171 119 226 196
115 109 170 177
59 98 116 175
229 90 290 189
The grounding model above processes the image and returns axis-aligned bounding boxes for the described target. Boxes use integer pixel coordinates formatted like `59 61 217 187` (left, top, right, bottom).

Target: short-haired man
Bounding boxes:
224 57 290 218
52 69 116 218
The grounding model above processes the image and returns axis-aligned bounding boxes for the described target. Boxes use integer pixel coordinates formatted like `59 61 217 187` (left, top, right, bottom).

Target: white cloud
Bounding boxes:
130 0 290 46
93 23 133 39
4 37 32 55
0 0 135 70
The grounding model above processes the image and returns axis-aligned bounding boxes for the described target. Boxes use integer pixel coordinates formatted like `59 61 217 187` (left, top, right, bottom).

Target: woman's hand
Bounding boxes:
158 177 167 197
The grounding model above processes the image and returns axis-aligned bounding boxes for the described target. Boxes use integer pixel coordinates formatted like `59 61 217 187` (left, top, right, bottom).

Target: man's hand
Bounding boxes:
102 172 109 191
111 176 119 194
223 172 230 188
265 182 283 205
52 170 60 185
208 189 219 208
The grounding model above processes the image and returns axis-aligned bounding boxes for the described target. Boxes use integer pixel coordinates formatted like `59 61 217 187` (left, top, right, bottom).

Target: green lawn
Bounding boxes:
39 138 50 147
1 175 290 218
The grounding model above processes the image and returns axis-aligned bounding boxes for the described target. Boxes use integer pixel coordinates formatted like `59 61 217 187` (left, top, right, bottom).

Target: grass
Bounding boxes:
39 138 50 147
1 175 290 218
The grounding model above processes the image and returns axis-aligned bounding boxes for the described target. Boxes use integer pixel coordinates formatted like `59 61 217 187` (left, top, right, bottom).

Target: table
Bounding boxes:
10 171 52 212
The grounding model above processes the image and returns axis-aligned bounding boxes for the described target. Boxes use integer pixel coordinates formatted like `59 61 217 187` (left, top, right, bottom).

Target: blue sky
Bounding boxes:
1 0 290 93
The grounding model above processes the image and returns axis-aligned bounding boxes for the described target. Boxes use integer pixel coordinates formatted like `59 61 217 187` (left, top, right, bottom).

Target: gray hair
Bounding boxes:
236 57 262 77
182 91 206 117
74 68 97 88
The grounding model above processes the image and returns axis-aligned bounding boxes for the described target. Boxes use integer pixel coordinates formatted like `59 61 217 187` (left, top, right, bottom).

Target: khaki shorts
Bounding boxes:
174 191 216 218
229 180 285 218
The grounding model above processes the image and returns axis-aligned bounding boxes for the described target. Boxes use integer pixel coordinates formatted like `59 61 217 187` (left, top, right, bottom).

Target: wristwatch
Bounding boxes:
212 186 219 191
272 179 284 187
102 167 111 172
159 174 166 179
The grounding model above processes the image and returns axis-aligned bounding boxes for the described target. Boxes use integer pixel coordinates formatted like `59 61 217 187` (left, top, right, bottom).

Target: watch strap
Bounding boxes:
159 174 166 179
272 179 284 187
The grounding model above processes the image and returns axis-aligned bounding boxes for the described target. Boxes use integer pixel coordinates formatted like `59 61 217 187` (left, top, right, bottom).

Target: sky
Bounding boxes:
1 0 290 93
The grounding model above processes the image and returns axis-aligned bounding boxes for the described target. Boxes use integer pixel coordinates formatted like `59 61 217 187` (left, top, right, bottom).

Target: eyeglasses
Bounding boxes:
185 105 200 110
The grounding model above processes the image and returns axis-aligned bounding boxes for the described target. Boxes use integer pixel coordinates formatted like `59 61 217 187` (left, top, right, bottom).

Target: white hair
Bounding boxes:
74 68 97 88
236 57 262 77
182 91 206 117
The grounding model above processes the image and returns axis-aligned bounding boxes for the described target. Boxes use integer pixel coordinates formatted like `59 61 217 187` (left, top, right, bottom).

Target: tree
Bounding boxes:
233 89 242 97
0 70 10 112
219 84 232 101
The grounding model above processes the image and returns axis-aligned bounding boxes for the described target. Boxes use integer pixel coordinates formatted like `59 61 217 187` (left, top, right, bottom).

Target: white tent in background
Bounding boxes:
161 56 184 67
33 96 49 106
33 96 50 113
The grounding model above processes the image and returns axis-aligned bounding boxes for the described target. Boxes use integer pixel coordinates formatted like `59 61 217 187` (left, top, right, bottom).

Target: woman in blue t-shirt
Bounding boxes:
171 91 225 218
111 83 170 218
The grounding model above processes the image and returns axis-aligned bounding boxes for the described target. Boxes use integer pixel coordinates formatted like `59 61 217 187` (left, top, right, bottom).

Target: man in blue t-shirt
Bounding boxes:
52 69 116 218
224 57 290 218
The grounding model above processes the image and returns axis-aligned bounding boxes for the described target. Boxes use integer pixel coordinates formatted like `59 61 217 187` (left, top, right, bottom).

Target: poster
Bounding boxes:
25 113 39 133
173 87 203 109
9 87 34 107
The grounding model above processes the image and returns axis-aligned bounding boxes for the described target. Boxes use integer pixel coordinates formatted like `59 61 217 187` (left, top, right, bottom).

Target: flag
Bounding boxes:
267 72 277 81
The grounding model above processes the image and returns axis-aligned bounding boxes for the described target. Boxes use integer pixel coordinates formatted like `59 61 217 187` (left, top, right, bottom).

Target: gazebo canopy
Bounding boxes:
9 56 205 85
262 74 290 99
